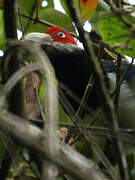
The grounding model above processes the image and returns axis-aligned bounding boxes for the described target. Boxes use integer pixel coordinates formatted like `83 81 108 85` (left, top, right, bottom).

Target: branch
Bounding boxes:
65 1 129 180
1 40 59 179
0 110 109 180
0 63 39 100
3 0 17 39
2 1 24 177
3 0 25 116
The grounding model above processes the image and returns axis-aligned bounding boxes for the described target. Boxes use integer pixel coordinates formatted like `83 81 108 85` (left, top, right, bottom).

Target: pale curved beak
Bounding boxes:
24 32 53 43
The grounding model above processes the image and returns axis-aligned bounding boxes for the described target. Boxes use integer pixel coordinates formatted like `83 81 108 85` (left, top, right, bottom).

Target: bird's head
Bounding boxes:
44 26 77 45
25 26 77 46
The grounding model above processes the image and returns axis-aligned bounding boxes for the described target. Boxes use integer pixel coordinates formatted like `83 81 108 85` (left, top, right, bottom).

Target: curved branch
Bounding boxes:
0 63 39 99
0 110 109 180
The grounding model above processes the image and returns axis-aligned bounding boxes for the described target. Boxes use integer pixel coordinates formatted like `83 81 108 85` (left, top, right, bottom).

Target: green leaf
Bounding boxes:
19 0 54 15
39 83 72 124
0 10 5 50
38 0 54 10
19 0 53 23
59 104 72 124
98 13 135 58
26 8 74 33
39 77 72 124
18 0 54 31
75 137 93 159
19 0 36 15
90 2 111 32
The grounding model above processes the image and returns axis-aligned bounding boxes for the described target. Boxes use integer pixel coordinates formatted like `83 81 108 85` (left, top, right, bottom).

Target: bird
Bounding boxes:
25 26 135 157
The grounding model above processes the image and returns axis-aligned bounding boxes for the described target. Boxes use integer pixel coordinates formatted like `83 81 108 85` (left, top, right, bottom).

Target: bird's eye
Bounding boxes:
57 32 66 38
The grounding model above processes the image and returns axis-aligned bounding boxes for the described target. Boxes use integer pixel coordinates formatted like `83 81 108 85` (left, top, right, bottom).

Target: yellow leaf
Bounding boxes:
80 0 98 21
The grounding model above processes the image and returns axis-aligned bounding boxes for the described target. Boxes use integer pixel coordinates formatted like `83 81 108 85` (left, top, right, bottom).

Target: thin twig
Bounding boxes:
112 58 134 97
18 0 25 38
114 55 122 112
75 74 94 119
